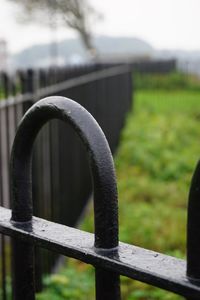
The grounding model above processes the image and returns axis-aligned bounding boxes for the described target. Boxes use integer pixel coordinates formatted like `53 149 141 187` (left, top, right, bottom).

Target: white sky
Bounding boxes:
0 0 200 54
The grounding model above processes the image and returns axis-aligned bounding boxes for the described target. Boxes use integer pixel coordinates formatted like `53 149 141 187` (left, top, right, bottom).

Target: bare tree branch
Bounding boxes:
7 0 100 56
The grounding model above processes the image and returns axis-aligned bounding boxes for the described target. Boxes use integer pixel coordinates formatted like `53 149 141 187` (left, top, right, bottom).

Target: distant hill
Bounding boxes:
11 35 200 75
94 36 154 56
11 36 155 69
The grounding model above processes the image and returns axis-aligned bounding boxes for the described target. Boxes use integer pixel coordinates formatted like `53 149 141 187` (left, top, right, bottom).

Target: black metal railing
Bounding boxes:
0 59 179 299
0 96 200 299
10 96 119 300
0 64 133 298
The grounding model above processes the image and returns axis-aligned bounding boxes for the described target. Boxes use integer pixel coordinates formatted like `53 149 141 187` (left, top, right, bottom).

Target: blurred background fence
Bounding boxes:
0 59 177 298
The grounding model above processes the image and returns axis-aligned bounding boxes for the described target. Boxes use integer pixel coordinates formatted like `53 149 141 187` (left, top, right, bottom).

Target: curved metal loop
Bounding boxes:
187 160 200 284
10 96 118 250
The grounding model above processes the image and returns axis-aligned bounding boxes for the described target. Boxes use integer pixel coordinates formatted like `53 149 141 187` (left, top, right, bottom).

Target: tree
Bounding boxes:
8 0 99 57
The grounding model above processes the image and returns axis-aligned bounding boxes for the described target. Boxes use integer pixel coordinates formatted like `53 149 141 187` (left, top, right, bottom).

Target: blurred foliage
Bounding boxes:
134 71 200 91
37 263 95 300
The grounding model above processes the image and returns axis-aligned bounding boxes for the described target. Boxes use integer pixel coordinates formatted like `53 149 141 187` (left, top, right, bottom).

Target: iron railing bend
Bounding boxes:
10 96 120 300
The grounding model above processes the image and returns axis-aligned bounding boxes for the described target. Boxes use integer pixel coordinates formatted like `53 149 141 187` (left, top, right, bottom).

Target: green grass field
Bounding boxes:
37 86 200 300
136 90 200 113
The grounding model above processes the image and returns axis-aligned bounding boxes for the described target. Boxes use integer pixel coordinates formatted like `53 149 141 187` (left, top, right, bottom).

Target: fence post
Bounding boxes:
10 96 120 300
187 160 200 286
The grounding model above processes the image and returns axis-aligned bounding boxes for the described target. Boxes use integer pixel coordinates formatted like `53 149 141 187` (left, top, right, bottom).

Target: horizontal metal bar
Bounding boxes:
0 93 33 109
0 206 198 298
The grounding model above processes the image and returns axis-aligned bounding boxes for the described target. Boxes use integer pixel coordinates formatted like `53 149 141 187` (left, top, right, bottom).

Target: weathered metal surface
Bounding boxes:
0 207 199 299
11 96 119 249
187 160 200 285
10 96 120 299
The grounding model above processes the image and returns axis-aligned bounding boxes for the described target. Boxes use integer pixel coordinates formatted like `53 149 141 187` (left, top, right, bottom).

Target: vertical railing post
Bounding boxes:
11 238 35 300
0 75 7 299
187 160 200 286
11 69 36 300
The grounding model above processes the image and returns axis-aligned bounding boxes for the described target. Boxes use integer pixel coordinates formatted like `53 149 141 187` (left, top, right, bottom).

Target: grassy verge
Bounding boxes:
134 71 200 91
37 88 200 300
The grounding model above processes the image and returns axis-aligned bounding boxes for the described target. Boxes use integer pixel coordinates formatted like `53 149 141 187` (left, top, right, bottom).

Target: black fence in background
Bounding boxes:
0 63 133 297
98 59 176 74
131 59 176 74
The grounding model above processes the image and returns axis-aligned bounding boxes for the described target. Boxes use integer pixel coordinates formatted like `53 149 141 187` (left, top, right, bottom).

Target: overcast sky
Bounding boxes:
0 0 200 54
